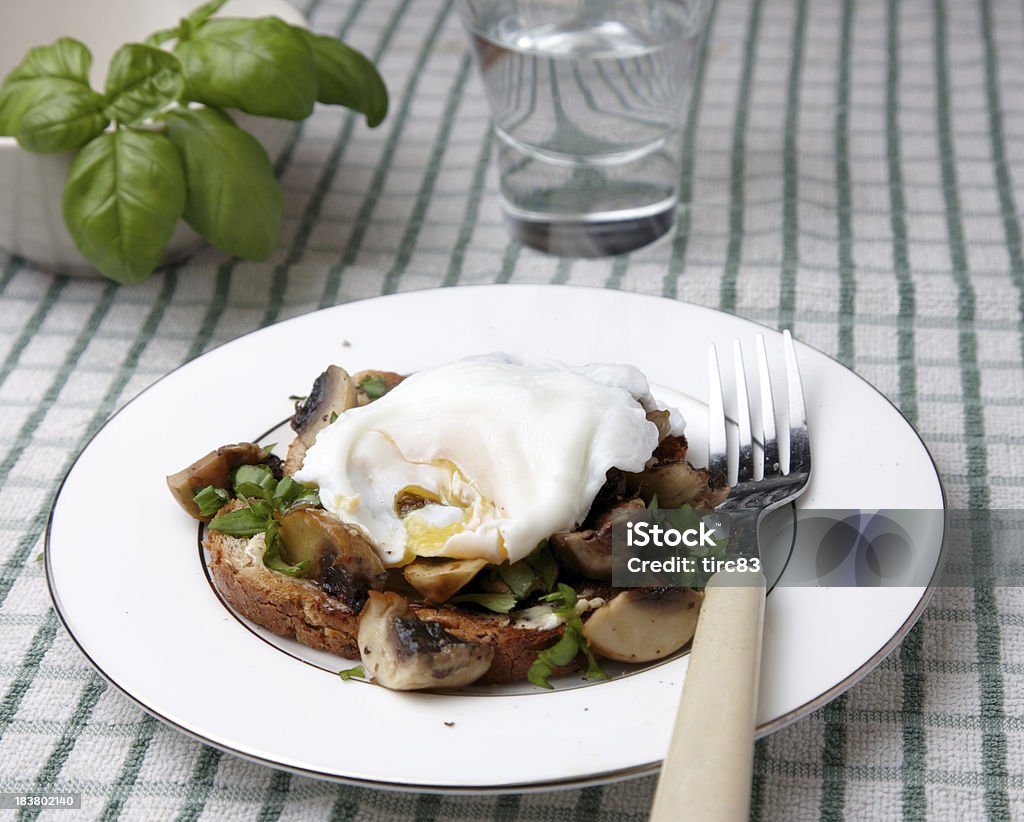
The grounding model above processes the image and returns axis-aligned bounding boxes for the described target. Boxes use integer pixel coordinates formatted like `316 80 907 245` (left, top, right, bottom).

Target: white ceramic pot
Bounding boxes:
0 0 306 276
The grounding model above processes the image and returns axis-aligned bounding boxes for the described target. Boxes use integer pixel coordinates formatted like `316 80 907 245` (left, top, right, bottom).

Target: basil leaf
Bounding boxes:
103 44 184 124
0 38 94 136
526 616 606 689
273 476 320 509
262 521 311 577
539 583 578 617
497 560 536 600
209 500 273 536
526 541 557 592
0 38 92 125
5 37 92 84
358 374 388 401
62 128 185 283
449 592 518 614
193 485 230 518
185 0 230 30
297 30 387 127
527 626 580 690
338 665 365 681
16 87 108 152
174 18 317 120
232 463 277 501
162 106 282 259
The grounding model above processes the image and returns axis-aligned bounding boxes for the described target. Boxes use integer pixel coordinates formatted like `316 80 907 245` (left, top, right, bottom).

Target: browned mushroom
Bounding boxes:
632 461 728 509
276 508 385 611
402 557 488 604
351 369 405 405
291 366 358 448
357 591 493 690
551 497 647 581
166 442 271 521
582 588 702 662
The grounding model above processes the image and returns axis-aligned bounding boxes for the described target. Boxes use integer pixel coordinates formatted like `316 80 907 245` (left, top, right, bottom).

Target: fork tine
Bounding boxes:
733 340 754 483
707 345 728 486
756 335 780 478
783 330 810 475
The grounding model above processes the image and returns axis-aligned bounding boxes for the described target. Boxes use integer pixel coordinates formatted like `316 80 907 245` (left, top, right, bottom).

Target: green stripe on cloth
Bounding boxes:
260 0 393 328
820 693 849 821
261 0 348 323
19 673 107 822
257 770 291 821
0 277 66 390
978 0 1024 360
719 0 763 314
382 54 474 294
933 4 1009 820
0 612 57 744
778 0 807 333
0 254 23 292
177 746 222 822
886 0 926 788
663 0 718 298
885 0 918 425
319 0 457 307
441 128 495 288
834 0 856 367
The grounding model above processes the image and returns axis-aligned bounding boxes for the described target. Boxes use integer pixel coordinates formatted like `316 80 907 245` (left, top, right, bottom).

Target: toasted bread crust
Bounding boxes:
206 528 364 659
205 523 580 684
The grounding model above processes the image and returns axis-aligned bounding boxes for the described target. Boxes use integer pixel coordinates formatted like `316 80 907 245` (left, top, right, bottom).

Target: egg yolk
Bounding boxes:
393 462 505 562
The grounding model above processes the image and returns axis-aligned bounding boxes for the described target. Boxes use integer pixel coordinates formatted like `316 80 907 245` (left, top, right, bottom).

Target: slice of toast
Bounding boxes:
205 523 573 684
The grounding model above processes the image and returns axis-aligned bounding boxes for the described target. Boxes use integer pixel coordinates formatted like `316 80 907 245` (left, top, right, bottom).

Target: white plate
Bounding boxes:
46 285 946 793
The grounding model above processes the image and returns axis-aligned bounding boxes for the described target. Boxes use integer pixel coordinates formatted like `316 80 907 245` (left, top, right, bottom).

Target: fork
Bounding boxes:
650 330 811 822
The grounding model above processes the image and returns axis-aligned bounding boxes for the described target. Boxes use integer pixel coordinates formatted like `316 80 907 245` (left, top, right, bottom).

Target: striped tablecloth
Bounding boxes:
2 0 1022 818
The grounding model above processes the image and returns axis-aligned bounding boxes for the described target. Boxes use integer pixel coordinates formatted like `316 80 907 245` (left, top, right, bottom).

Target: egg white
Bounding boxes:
294 356 684 567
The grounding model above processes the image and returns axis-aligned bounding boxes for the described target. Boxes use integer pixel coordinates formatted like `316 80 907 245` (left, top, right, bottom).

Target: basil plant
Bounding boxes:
0 0 387 283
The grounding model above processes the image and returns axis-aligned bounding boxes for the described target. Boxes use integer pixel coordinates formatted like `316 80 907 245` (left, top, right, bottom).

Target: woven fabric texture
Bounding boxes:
1 0 1022 819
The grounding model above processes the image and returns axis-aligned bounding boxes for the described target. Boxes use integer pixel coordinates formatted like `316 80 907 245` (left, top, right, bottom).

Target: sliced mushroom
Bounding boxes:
646 409 672 441
582 588 702 662
291 366 358 448
167 442 270 521
632 461 728 509
352 369 405 405
551 497 647 581
276 508 385 611
358 591 493 690
402 557 488 604
652 433 689 463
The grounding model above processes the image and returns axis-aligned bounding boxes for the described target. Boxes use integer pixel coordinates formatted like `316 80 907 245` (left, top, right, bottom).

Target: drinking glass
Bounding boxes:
457 0 711 257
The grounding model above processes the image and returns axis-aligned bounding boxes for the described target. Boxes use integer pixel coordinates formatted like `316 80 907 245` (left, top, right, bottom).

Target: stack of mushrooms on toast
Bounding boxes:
167 356 727 690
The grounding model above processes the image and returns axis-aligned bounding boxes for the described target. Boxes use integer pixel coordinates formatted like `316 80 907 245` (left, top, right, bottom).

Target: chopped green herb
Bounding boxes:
338 664 366 681
329 411 339 424
232 463 277 501
261 442 276 453
449 592 517 613
35 551 44 563
261 521 311 577
359 374 388 400
209 500 274 536
193 484 230 517
526 540 557 591
527 616 607 689
272 475 321 509
539 583 578 618
288 394 307 401
498 560 536 599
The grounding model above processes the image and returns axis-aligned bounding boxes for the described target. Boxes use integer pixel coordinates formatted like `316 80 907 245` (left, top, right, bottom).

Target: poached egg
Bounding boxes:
294 356 684 567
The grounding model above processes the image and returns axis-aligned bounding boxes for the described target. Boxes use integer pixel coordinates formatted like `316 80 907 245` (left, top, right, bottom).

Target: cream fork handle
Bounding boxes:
650 569 767 822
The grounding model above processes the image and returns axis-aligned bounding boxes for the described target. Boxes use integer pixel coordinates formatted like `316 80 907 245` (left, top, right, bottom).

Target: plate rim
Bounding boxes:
44 282 949 794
